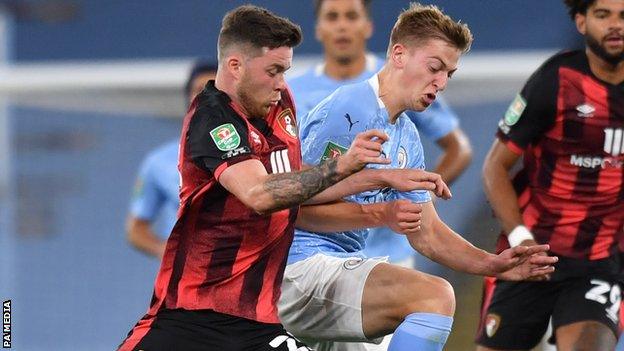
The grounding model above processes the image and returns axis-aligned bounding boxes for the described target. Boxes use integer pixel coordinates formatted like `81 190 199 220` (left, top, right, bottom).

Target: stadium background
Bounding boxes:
0 1 579 350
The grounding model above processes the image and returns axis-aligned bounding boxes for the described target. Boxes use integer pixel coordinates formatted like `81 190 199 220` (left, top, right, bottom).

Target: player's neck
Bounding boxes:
377 67 404 124
215 74 252 118
585 48 624 85
323 53 367 80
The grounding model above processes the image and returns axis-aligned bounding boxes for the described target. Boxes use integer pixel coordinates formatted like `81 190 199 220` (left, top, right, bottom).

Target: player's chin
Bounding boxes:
411 101 427 112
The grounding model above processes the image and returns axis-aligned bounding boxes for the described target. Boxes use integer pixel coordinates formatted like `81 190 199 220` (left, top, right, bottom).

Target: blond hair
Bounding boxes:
387 3 473 56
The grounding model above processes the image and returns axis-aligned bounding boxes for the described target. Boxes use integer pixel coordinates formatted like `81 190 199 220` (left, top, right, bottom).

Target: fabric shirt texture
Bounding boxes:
288 54 458 262
495 50 624 261
129 139 180 239
131 81 301 335
288 75 431 264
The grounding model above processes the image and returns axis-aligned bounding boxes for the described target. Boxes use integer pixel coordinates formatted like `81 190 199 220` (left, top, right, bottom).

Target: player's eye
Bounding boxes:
346 11 359 20
325 12 338 21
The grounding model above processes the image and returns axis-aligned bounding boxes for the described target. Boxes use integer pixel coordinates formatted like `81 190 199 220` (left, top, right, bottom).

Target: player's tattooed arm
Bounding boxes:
219 130 390 214
262 158 342 210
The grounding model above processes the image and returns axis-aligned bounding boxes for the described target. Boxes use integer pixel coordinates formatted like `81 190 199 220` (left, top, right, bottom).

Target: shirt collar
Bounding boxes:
367 73 385 109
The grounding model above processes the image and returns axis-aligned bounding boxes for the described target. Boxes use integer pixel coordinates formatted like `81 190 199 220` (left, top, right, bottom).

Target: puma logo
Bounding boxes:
344 113 360 132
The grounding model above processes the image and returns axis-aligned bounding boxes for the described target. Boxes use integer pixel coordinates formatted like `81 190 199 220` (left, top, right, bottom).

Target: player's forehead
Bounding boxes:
587 0 624 14
252 46 293 69
414 39 460 68
317 0 368 18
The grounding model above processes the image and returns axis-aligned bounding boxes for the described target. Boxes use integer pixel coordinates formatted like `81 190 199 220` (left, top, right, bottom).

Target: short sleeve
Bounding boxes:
496 60 559 153
187 106 256 179
406 96 459 141
130 156 164 220
299 91 354 166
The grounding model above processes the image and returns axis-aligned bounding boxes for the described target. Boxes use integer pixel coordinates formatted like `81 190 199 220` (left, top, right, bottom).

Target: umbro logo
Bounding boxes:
344 113 360 131
576 103 595 118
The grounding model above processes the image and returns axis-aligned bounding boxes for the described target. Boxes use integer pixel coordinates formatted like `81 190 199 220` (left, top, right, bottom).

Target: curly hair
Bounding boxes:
563 0 596 19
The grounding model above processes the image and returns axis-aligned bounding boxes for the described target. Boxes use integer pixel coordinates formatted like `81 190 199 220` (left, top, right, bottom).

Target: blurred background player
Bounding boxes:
476 0 624 350
288 0 472 267
126 61 216 259
279 4 558 351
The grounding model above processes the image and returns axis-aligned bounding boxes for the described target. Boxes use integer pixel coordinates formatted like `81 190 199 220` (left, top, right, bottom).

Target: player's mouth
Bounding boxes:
422 93 436 106
334 37 352 48
604 33 624 47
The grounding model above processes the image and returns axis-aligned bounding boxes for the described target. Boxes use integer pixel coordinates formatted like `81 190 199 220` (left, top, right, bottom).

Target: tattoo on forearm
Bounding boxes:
263 159 342 210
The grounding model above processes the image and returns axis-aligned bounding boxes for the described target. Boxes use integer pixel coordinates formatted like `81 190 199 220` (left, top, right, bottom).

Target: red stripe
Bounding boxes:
476 277 497 339
117 315 156 351
503 138 524 155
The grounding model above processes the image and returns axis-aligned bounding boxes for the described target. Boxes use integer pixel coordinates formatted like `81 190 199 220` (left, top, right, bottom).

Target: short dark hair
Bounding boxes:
314 0 372 18
184 60 217 100
218 5 302 61
563 0 596 19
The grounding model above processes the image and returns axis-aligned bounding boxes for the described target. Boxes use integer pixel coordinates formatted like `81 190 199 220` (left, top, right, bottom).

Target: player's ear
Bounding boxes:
389 43 406 68
315 22 322 42
226 55 243 79
574 12 587 35
364 18 373 40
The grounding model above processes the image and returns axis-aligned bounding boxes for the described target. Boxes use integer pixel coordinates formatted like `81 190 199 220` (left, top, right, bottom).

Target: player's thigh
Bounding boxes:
361 262 455 339
475 280 556 350
279 254 386 343
552 276 620 351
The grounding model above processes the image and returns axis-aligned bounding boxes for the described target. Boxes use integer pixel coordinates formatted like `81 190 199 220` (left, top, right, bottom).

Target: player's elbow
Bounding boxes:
241 191 276 216
126 217 142 247
452 129 473 166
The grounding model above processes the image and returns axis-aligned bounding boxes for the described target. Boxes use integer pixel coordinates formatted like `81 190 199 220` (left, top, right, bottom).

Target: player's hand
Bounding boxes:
337 130 390 175
488 244 558 281
383 169 451 200
382 199 423 235
516 239 552 281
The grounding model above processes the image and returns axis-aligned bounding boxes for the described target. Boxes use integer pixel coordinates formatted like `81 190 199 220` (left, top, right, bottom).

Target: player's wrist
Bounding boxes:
507 225 535 247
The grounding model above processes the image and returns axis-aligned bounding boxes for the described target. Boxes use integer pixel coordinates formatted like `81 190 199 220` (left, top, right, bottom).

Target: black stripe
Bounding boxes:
239 252 271 318
572 207 604 258
536 149 557 190
532 202 562 247
608 85 624 201
166 201 192 306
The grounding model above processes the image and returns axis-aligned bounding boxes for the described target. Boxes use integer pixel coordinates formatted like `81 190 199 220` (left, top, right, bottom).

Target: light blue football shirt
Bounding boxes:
129 139 180 240
288 75 431 264
288 55 460 263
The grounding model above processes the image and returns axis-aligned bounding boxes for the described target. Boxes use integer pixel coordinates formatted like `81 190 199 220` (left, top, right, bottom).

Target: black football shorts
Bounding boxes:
475 272 620 350
125 309 312 351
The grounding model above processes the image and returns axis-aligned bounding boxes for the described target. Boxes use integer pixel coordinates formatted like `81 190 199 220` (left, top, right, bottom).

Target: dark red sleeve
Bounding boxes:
496 55 560 153
186 105 257 179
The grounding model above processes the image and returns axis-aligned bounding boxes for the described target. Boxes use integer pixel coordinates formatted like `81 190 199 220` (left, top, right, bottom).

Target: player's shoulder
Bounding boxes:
328 80 377 111
533 49 585 77
288 66 316 85
193 84 237 123
142 140 178 169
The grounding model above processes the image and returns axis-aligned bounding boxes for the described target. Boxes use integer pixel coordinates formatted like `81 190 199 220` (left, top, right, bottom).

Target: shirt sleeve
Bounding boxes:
405 96 459 141
129 155 164 221
299 91 354 166
496 59 559 154
187 105 256 179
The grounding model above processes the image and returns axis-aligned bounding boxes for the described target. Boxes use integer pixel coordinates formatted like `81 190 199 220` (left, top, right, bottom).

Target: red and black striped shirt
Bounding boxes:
121 81 302 350
496 50 624 260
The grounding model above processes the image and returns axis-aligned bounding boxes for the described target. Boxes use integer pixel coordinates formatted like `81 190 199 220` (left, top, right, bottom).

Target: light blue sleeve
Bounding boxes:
399 124 432 204
404 96 459 141
129 155 165 221
299 90 357 166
